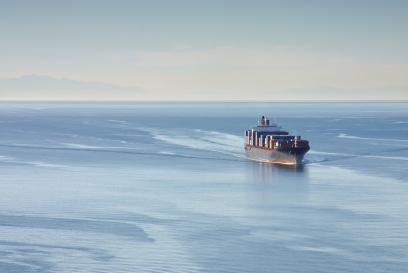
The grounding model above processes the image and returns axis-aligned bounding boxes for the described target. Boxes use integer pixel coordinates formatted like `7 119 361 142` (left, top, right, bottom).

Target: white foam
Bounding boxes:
362 155 408 161
338 133 408 142
0 155 66 168
308 150 408 163
53 132 135 145
11 143 61 149
0 155 14 161
53 133 78 137
392 121 408 124
63 143 102 149
107 134 145 137
287 245 345 254
108 119 129 124
139 126 245 158
159 151 176 155
61 143 139 150
308 150 356 157
29 161 66 168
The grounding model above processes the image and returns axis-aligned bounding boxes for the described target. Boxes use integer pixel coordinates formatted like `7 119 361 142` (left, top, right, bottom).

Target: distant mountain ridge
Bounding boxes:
0 75 149 100
276 85 408 100
1 75 407 100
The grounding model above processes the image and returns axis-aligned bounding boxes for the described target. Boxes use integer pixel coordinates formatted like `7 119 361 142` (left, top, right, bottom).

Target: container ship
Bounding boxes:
244 116 310 164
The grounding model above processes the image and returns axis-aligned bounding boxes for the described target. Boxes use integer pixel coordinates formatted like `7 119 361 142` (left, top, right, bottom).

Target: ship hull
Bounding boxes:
245 145 309 164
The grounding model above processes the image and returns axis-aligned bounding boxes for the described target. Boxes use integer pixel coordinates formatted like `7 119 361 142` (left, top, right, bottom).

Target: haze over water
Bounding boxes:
0 101 407 272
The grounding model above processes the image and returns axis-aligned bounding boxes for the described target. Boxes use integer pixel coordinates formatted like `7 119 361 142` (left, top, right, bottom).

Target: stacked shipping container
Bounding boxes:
245 130 309 150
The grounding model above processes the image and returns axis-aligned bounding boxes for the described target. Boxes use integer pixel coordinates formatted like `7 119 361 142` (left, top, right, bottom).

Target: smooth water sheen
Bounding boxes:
0 101 407 273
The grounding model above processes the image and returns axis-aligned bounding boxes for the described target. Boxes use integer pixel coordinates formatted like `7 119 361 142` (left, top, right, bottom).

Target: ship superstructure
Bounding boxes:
244 116 310 164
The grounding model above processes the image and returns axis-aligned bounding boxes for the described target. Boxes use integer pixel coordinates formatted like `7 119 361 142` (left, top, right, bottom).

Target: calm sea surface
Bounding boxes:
0 101 407 273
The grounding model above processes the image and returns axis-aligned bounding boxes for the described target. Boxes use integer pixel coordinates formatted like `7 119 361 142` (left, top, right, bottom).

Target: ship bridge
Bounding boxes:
251 116 282 132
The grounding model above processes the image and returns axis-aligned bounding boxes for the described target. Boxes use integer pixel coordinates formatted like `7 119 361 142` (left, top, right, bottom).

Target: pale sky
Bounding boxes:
1 0 408 100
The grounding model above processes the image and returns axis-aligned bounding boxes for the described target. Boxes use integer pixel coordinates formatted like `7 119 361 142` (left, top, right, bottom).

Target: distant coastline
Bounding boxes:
0 75 407 101
0 75 148 100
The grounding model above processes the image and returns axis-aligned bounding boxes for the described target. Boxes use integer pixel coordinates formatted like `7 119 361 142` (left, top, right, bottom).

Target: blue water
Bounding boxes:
0 101 407 272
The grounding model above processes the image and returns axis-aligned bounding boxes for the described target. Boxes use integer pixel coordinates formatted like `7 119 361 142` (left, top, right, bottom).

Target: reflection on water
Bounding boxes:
244 161 310 206
245 161 308 184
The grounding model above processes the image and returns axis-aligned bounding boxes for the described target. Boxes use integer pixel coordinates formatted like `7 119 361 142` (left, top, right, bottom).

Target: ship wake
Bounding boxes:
137 126 246 159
